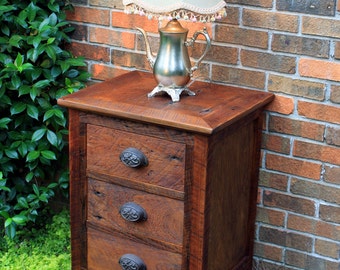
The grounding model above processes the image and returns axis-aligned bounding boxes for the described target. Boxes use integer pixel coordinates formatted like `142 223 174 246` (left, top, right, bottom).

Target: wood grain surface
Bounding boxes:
58 71 274 134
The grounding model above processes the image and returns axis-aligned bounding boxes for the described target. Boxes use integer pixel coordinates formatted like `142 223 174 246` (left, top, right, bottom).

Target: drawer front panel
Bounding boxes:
87 124 186 192
87 228 183 270
88 179 184 247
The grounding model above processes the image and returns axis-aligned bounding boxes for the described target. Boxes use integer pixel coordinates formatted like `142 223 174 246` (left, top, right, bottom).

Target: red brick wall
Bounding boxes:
66 0 340 269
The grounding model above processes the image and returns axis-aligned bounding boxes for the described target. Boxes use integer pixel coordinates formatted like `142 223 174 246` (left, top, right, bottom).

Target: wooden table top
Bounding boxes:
58 71 274 134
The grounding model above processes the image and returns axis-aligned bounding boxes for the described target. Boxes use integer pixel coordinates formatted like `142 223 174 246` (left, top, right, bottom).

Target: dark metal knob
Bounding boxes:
119 254 146 270
120 147 148 168
119 202 147 222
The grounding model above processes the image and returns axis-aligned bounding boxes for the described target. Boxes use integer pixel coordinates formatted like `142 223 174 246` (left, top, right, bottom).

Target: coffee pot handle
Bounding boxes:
186 28 211 74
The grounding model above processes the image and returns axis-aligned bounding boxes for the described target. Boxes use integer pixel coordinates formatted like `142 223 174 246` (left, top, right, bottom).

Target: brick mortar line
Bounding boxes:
267 76 333 100
283 247 340 262
238 5 339 20
263 149 335 168
255 239 340 262
253 258 302 270
263 129 339 147
256 222 340 246
255 231 340 251
258 184 340 213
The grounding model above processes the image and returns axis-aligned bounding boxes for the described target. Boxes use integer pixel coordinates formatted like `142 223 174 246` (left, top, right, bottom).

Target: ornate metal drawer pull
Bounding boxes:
119 202 147 222
120 147 148 168
119 253 146 270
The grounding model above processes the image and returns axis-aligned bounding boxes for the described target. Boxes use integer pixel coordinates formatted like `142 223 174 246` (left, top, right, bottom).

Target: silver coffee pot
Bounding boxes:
137 19 211 102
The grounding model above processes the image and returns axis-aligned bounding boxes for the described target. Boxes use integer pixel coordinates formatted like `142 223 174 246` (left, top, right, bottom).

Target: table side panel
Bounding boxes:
68 109 88 270
205 110 263 270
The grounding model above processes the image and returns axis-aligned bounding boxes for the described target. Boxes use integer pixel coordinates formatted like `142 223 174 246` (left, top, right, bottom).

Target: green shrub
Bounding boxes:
0 209 71 269
0 0 89 238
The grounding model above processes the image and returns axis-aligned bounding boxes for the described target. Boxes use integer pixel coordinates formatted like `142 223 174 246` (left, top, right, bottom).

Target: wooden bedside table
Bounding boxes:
58 71 274 270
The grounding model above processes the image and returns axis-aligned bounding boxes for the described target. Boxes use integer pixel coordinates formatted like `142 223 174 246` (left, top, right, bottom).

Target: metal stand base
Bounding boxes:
147 85 195 102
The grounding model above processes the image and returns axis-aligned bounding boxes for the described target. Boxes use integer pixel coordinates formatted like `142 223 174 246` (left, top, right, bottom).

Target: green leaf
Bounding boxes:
37 98 52 110
9 35 22 48
48 2 60 13
66 69 79 78
33 184 39 196
32 128 46 141
0 186 11 192
49 13 58 26
45 45 57 62
55 117 67 128
5 149 18 159
43 108 64 122
10 102 26 115
27 104 39 120
0 179 10 192
47 183 58 189
33 36 42 48
27 48 38 63
28 68 43 81
15 17 28 29
14 53 23 67
47 37 56 44
33 79 50 89
5 222 16 239
21 63 34 71
17 197 29 208
8 131 22 140
18 85 31 96
28 46 46 63
41 150 56 160
0 5 16 13
27 2 38 21
66 57 87 66
18 141 28 157
26 150 40 162
59 61 70 73
5 217 13 228
0 210 10 219
0 117 11 129
51 66 61 77
5 63 18 72
25 171 34 182
30 87 40 101
1 94 11 106
47 130 58 146
10 141 21 149
11 74 21 89
39 17 51 32
43 109 55 122
53 108 65 119
39 193 49 203
12 214 28 225
27 194 37 202
0 53 11 65
40 58 52 68
56 88 69 98
1 24 10 36
59 182 68 189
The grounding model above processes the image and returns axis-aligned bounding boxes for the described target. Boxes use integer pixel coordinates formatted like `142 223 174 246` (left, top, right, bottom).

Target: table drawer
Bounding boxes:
87 179 184 247
87 124 186 192
87 227 183 270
